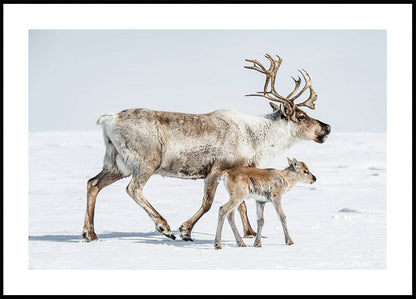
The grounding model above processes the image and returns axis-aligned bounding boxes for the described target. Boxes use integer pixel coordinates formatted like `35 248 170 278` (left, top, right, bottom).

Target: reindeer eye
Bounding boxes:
298 115 306 120
303 170 309 174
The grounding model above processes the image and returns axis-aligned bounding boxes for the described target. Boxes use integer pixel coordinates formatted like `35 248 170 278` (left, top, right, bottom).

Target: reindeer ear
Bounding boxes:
269 102 280 111
287 157 292 166
270 102 289 118
280 103 289 118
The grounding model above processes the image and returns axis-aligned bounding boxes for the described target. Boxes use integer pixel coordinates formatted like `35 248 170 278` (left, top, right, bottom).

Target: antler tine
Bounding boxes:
296 84 318 110
245 58 271 94
289 69 313 101
286 75 301 98
264 54 278 94
288 69 316 109
265 54 282 72
244 59 267 73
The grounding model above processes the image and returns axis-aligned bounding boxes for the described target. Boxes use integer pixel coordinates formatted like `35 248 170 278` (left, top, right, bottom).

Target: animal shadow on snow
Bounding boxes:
29 231 214 247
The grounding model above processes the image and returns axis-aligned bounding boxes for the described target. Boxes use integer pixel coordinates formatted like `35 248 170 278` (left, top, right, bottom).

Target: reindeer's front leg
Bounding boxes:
179 170 220 241
272 196 294 245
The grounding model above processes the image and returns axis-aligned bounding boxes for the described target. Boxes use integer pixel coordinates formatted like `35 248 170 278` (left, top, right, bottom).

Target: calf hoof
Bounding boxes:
254 242 262 248
82 231 98 242
287 239 294 245
237 242 247 247
214 243 222 250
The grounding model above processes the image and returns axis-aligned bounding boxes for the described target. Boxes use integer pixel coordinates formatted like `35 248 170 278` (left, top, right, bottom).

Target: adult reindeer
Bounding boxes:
82 54 331 242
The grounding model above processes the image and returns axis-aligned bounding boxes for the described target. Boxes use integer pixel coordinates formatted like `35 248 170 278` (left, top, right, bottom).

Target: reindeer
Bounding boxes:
214 158 316 250
82 54 331 242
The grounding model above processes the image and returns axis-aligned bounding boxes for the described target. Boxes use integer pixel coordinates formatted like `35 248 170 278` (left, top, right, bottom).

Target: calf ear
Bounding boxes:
292 158 298 168
287 157 292 166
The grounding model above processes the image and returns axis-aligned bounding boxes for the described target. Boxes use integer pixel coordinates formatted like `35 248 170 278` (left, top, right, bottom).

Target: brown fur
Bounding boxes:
214 158 316 249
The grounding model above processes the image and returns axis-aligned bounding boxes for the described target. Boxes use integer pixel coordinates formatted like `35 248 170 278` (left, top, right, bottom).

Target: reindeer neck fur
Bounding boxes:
235 111 299 168
279 167 301 191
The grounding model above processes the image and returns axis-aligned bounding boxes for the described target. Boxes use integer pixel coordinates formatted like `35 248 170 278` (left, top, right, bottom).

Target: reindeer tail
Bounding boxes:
217 171 228 182
96 113 115 125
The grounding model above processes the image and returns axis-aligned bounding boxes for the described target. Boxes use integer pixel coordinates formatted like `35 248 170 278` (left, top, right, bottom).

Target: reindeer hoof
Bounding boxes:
238 242 247 247
82 231 98 242
214 243 222 250
165 233 176 240
254 243 262 248
287 240 294 245
179 224 193 241
243 231 257 238
156 224 176 240
181 235 193 241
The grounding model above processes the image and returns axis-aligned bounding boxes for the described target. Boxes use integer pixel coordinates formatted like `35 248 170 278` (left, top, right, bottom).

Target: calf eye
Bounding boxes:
303 170 308 174
298 115 306 120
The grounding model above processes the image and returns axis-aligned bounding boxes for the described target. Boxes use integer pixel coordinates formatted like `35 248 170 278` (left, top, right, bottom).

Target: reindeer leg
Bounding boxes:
254 201 266 247
237 201 257 238
272 197 294 245
83 170 123 241
179 171 220 241
214 197 242 249
227 209 246 247
126 174 175 240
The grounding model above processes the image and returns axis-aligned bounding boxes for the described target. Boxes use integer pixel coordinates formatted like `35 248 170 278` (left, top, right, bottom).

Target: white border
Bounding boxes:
4 4 412 295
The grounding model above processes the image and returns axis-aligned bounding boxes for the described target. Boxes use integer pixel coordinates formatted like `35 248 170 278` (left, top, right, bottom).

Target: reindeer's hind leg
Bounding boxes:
214 191 247 249
237 201 257 238
253 201 266 247
126 172 176 240
83 170 123 241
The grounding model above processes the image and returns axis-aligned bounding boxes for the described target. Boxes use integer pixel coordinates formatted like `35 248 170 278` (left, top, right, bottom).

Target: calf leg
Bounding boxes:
227 210 246 247
82 170 123 241
272 198 294 245
214 197 243 250
237 201 257 238
126 175 175 240
253 201 266 247
179 171 220 241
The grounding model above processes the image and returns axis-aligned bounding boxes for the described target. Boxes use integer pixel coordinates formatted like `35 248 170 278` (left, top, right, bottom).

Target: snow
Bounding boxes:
29 131 386 271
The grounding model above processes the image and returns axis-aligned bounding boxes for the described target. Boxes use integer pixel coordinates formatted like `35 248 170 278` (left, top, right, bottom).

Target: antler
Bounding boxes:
244 54 318 115
291 69 317 110
244 54 294 114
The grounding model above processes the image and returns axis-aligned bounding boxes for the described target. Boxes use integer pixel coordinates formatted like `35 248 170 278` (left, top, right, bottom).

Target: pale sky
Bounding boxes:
29 30 386 132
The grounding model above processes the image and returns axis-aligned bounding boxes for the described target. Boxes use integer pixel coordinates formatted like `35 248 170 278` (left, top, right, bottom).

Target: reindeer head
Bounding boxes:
287 158 316 184
245 54 331 143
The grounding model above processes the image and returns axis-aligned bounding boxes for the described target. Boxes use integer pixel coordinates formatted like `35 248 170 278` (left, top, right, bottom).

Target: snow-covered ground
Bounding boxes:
29 131 386 270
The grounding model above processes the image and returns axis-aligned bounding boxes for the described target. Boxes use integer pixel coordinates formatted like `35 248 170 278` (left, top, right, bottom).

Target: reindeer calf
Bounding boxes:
214 158 316 249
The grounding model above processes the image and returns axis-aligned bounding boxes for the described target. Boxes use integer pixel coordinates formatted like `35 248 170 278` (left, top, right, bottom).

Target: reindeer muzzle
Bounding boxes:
316 123 331 143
